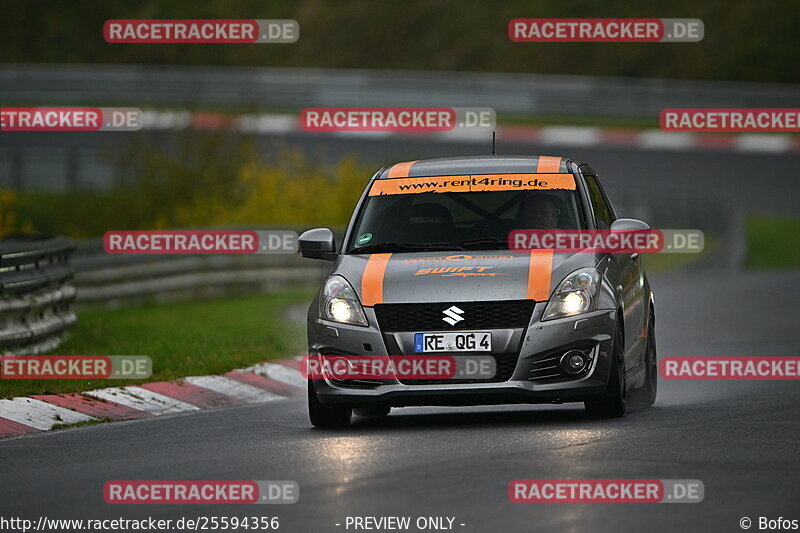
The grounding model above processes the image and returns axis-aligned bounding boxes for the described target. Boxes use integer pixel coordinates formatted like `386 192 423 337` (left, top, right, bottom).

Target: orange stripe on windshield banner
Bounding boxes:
362 253 392 306
369 173 575 196
526 250 553 301
388 160 418 178
536 156 562 173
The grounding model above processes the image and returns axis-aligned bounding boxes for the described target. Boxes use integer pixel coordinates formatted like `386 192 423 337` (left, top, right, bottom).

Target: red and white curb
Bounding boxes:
0 358 305 438
142 110 800 154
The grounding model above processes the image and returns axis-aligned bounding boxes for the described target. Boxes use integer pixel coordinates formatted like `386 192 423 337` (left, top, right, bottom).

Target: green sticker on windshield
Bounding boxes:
357 233 373 245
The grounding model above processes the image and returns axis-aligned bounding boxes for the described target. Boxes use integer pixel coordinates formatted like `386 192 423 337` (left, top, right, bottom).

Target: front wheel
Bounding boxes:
585 322 626 418
308 381 352 429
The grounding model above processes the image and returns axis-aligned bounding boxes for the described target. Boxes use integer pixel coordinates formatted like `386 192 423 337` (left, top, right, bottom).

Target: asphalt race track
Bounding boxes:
1 146 798 533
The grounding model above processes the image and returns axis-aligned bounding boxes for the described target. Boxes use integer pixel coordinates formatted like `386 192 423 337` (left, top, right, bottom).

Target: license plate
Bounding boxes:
414 332 492 353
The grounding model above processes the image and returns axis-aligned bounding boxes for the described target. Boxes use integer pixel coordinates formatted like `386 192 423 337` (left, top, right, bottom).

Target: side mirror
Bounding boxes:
610 218 650 232
299 228 337 261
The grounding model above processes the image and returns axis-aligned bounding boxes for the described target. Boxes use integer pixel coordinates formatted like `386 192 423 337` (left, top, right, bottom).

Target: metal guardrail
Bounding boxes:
0 235 77 355
2 63 799 118
3 63 798 192
71 237 330 307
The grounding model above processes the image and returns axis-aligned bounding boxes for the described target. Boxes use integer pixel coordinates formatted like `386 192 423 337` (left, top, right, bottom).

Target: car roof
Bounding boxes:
375 155 587 179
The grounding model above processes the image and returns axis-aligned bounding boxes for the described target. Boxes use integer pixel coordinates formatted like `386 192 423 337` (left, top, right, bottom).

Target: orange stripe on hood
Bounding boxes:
526 250 553 301
536 156 562 173
388 160 418 178
362 253 392 306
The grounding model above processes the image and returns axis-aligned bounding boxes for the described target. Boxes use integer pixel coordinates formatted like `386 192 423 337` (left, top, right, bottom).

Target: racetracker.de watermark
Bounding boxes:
660 109 800 132
508 18 703 42
104 481 298 504
508 229 704 253
103 230 298 254
660 356 800 380
0 107 142 132
0 356 151 380
302 355 496 380
509 479 704 503
104 19 298 43
300 107 496 132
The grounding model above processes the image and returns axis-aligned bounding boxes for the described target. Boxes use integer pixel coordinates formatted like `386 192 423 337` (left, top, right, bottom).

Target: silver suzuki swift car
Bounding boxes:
299 155 657 428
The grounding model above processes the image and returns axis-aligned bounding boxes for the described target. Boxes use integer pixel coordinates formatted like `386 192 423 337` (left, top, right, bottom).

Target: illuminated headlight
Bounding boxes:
542 267 601 321
320 276 368 326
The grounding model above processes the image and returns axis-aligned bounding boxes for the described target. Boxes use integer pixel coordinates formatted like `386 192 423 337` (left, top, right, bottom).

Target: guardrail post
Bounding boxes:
0 235 77 355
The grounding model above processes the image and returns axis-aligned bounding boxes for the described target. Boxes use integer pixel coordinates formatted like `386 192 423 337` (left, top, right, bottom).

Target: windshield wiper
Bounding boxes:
350 242 459 254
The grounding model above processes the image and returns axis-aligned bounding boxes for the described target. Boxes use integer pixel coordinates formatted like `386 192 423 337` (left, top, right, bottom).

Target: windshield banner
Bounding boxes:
369 173 576 196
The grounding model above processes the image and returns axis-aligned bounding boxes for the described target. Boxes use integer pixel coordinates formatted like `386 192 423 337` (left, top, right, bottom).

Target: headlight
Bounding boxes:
320 276 368 326
542 267 601 321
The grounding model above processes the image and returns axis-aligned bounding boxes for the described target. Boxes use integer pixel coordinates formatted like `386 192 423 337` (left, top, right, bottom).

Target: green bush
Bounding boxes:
14 135 373 238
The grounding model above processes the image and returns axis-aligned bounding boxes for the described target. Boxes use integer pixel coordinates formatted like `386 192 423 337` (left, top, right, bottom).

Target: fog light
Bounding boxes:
560 350 588 374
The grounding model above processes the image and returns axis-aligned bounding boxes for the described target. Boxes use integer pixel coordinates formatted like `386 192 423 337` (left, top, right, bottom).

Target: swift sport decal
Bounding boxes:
413 266 506 277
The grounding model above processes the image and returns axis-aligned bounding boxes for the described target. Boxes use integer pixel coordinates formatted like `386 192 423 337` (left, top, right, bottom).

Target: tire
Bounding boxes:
354 405 391 418
585 322 627 418
641 315 657 408
308 381 352 429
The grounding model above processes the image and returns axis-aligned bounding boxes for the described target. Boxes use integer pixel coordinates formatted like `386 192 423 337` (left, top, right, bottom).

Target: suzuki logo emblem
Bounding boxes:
442 305 465 326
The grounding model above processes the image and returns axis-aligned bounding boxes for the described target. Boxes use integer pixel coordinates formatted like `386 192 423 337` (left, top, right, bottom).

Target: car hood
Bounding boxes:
333 250 600 305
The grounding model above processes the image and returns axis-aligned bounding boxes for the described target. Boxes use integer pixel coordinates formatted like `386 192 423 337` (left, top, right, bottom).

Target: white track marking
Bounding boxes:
132 110 800 153
735 134 791 153
538 126 601 146
140 110 192 130
639 131 696 150
237 113 297 134
0 398 95 430
244 362 306 388
84 387 199 415
184 375 283 403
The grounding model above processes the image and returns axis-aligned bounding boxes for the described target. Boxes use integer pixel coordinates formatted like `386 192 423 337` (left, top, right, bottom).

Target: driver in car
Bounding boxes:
518 194 560 230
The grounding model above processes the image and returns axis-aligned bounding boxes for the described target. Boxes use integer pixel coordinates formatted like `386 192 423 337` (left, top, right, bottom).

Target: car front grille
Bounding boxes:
374 300 535 385
373 300 535 332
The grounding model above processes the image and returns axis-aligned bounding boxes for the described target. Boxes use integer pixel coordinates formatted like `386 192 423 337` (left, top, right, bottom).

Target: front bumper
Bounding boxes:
308 301 617 407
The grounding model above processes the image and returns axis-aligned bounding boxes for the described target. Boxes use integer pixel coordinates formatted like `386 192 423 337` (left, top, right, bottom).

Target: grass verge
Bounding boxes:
1 290 314 398
642 236 715 274
51 419 106 431
745 216 800 269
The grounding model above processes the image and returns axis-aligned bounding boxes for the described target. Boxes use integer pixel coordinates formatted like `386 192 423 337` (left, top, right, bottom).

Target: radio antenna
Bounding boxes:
491 131 496 155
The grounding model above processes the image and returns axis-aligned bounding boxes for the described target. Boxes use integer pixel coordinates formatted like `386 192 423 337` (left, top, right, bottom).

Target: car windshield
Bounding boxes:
347 182 586 253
